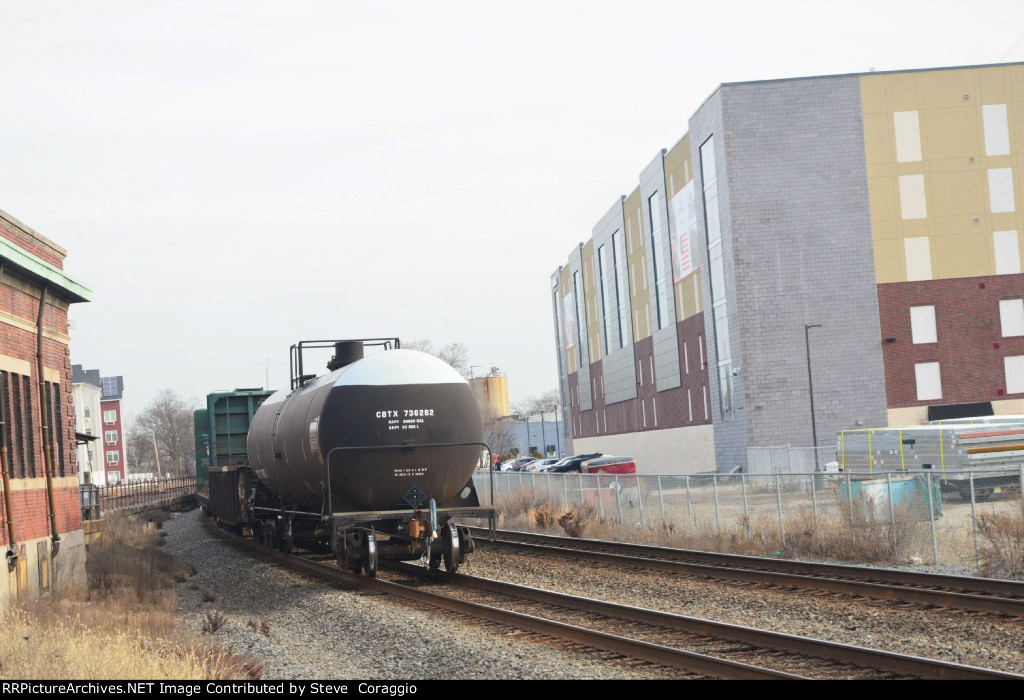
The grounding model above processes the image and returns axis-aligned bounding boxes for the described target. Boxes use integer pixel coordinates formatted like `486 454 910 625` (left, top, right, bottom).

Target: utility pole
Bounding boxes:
151 431 163 479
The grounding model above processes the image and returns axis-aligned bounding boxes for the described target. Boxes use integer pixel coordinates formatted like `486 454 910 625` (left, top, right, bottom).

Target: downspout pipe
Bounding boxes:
37 283 60 557
0 261 16 568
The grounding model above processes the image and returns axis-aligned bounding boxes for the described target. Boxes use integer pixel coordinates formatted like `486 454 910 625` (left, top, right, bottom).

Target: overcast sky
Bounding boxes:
1 0 1022 418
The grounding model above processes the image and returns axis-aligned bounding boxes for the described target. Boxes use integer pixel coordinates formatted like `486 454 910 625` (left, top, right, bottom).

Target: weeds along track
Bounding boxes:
203 519 1019 679
466 527 1024 618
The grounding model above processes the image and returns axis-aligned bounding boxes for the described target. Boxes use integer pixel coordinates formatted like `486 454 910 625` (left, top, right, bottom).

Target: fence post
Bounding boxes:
713 474 721 533
685 475 694 529
546 474 551 502
636 477 645 528
562 475 568 507
969 471 980 572
597 474 605 520
810 470 818 536
927 473 939 565
657 475 666 528
505 473 511 507
531 473 536 502
578 471 584 506
775 473 784 548
741 473 750 538
887 472 896 559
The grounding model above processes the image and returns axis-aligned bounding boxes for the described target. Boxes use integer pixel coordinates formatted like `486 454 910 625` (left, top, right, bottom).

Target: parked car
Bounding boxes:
527 458 560 472
582 456 637 475
547 453 604 473
503 457 538 472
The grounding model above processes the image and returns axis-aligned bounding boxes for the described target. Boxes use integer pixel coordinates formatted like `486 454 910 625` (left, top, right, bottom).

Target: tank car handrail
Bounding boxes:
290 337 402 389
324 442 496 517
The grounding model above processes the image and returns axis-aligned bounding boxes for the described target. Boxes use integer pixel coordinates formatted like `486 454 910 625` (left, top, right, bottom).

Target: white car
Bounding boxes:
527 458 561 472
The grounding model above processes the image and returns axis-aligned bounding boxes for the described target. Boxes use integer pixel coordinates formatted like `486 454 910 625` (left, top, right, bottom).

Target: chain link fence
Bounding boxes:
473 467 1024 574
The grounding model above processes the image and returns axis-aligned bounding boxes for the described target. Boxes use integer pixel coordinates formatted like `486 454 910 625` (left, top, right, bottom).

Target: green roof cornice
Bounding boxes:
0 236 91 303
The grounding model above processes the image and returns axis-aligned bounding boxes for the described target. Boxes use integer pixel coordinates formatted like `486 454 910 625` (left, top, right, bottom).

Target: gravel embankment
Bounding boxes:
457 548 1024 674
162 510 668 680
163 509 1024 678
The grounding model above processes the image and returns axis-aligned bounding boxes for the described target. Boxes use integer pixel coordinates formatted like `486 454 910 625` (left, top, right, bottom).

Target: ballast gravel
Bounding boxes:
162 510 668 680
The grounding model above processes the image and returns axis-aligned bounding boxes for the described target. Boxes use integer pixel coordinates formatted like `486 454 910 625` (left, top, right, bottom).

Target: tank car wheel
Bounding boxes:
362 531 377 578
442 523 460 574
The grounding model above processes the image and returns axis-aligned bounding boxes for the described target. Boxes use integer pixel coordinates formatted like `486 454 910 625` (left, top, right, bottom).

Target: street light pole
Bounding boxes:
805 323 823 469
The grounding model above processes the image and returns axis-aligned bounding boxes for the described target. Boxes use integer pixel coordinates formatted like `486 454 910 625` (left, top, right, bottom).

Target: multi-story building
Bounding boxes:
71 365 104 484
551 62 1024 474
0 207 91 600
100 375 125 483
71 367 124 485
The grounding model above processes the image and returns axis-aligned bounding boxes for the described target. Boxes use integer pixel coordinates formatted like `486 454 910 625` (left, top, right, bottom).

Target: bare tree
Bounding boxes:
482 407 517 462
512 389 560 419
128 390 197 477
404 339 471 379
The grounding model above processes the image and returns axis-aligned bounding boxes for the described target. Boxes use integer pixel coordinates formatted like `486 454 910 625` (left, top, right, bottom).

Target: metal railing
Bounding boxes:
80 476 196 520
473 467 1024 574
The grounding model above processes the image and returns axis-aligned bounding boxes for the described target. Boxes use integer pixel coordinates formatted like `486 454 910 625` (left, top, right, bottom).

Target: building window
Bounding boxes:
898 174 927 219
573 271 586 366
1000 299 1024 337
910 306 937 344
598 244 612 355
915 362 942 401
983 104 1011 156
701 135 734 420
989 168 1016 213
84 407 90 418
1006 356 1024 394
904 237 932 281
893 110 922 162
648 190 672 330
994 231 1022 275
103 409 117 424
106 450 120 465
612 230 629 348
105 430 118 444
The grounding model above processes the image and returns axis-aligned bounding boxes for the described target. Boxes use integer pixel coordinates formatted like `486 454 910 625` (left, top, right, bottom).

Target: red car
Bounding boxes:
582 456 636 475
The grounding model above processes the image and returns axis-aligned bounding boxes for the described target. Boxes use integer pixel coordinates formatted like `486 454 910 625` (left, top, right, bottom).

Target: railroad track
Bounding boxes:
464 526 1024 618
203 518 1020 679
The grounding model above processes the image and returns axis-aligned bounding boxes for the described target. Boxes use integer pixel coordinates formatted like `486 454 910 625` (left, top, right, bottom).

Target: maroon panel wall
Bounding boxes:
878 273 1024 408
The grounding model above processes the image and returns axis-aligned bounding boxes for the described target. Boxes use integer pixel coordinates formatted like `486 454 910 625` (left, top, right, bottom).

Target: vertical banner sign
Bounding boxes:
562 293 575 349
668 181 696 282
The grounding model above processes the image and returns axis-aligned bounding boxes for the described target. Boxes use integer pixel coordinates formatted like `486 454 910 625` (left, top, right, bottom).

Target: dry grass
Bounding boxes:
976 504 1024 578
0 512 261 680
498 491 945 566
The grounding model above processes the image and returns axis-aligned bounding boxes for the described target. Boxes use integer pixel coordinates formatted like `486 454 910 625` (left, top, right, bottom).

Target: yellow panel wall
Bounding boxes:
862 66 1024 282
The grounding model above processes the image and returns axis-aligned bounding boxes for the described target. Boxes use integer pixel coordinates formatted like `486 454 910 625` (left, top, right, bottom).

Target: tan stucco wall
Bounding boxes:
572 423 716 475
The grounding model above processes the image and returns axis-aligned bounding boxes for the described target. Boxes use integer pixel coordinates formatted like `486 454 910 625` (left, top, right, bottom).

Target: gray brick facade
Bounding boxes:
702 77 889 466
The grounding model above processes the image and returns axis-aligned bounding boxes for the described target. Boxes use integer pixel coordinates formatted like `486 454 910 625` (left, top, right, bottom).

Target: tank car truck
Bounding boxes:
208 337 496 576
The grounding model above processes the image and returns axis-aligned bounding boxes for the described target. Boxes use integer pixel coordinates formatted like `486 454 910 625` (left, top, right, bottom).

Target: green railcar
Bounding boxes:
194 388 272 485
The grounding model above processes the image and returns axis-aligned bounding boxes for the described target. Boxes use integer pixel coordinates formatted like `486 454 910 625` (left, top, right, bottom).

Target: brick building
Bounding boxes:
551 62 1024 473
71 367 125 485
0 208 91 600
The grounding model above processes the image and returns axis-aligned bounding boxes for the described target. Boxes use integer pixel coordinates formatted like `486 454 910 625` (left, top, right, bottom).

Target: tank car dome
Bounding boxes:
333 349 469 387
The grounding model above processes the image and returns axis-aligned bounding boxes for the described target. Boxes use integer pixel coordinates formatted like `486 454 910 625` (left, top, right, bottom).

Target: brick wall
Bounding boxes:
0 483 79 545
0 230 80 547
0 217 65 269
878 273 1024 407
